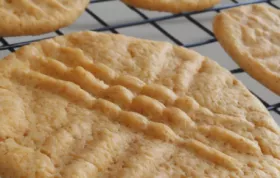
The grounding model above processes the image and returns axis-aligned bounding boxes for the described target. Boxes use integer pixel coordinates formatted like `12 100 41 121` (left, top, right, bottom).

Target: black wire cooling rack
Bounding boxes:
0 0 279 117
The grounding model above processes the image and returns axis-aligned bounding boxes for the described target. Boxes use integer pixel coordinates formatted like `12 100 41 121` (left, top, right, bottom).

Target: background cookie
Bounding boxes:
122 0 220 13
0 0 89 37
213 4 280 95
0 31 279 177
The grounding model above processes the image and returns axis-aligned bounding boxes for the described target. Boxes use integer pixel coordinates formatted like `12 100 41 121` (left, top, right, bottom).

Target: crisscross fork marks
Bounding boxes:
23 45 262 154
11 52 271 174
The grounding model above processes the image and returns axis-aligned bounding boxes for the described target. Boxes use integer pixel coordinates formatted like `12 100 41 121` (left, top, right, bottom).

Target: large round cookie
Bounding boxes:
0 31 279 178
0 0 89 36
122 0 220 13
214 4 280 95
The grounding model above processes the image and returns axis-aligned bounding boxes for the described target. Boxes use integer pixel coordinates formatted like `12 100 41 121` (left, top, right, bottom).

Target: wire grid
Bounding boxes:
0 0 279 117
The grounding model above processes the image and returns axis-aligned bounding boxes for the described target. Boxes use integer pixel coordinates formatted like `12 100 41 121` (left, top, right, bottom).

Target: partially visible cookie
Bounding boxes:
0 31 279 178
0 0 89 36
213 4 280 95
122 0 220 13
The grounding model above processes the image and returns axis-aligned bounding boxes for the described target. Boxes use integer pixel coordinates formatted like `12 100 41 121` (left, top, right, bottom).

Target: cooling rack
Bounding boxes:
0 0 279 121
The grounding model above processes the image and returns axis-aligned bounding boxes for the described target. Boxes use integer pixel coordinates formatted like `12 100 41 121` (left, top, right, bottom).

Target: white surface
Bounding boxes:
0 0 279 125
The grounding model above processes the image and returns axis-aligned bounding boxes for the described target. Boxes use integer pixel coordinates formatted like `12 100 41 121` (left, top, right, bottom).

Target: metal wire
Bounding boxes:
0 0 279 115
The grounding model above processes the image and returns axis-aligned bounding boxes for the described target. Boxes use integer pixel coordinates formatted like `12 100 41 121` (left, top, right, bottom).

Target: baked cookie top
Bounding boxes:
214 4 280 95
122 0 220 13
0 0 89 36
0 31 279 178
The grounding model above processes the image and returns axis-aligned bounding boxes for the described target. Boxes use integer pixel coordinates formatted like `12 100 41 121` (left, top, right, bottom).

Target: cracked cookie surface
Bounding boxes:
214 4 280 95
0 0 89 36
0 31 279 178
